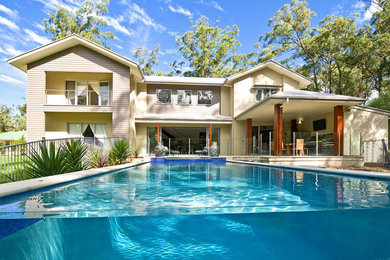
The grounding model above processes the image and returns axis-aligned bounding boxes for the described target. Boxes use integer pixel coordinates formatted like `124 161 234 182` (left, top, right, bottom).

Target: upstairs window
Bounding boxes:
156 89 171 104
255 88 278 101
177 90 192 104
197 90 212 105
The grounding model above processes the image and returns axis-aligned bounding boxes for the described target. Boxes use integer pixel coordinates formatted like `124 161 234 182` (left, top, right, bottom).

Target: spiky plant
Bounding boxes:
88 148 109 168
62 139 88 172
26 142 69 178
108 139 130 165
131 145 141 158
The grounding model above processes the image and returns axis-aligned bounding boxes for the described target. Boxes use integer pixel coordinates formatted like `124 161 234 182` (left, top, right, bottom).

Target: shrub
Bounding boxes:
88 148 109 168
131 145 141 158
108 139 130 165
62 139 88 172
26 142 69 178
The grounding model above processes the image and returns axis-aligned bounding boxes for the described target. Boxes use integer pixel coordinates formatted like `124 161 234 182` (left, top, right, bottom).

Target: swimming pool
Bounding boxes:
1 162 390 259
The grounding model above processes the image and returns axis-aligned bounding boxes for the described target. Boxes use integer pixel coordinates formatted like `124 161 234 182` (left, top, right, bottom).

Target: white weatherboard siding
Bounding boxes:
27 45 130 141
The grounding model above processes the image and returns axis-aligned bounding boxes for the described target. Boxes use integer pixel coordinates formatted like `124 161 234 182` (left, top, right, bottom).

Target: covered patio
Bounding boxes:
235 90 365 157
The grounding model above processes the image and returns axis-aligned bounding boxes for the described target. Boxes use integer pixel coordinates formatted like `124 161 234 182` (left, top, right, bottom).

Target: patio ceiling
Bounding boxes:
235 98 363 121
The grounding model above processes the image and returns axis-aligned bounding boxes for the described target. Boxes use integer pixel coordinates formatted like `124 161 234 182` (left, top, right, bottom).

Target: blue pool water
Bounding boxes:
1 162 390 259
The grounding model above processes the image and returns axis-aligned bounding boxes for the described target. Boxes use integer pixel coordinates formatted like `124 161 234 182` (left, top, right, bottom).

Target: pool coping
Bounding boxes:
228 160 390 180
0 160 150 199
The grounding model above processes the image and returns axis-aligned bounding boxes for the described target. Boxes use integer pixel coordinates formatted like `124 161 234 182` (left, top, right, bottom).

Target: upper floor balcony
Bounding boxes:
45 80 112 106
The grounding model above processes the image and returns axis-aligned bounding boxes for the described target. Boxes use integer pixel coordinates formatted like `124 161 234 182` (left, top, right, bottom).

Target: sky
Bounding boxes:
0 0 378 106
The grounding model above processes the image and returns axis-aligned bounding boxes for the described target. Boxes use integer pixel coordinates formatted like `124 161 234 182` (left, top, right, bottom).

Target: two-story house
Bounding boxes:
7 35 390 158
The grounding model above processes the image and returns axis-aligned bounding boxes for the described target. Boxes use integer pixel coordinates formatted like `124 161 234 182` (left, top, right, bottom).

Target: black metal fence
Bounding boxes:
0 137 120 184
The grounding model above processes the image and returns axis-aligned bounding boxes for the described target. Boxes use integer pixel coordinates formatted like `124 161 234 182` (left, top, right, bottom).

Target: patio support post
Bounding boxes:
333 106 343 156
274 104 283 156
246 119 252 154
157 123 160 143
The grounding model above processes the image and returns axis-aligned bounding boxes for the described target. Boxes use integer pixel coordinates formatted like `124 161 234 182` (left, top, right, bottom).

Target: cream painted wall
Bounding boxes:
135 82 147 115
301 112 334 133
220 86 232 116
146 85 221 116
45 112 112 138
27 45 130 141
233 68 301 117
46 72 112 91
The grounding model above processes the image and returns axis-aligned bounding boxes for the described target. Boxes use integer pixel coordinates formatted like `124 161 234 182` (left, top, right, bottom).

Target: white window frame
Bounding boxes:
255 88 279 102
197 90 213 105
177 90 192 105
156 89 172 104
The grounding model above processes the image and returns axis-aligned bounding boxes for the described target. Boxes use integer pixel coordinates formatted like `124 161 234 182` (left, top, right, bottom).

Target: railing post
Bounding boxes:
293 132 296 156
168 138 171 156
338 132 341 156
260 134 263 156
316 132 319 156
188 138 191 155
269 132 272 156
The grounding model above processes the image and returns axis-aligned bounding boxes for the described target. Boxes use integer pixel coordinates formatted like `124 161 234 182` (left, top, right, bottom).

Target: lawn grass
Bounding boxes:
0 156 30 183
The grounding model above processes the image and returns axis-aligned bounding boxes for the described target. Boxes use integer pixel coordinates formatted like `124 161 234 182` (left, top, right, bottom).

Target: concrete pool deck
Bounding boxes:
0 160 149 198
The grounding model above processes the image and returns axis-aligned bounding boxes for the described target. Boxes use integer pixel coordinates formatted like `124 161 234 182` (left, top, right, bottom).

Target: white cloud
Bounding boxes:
168 5 192 16
0 45 23 56
198 0 224 12
0 16 19 31
33 0 78 13
0 74 24 86
122 1 166 31
33 22 45 31
165 49 177 55
113 43 123 50
0 4 18 19
24 29 51 45
168 31 179 37
105 16 133 36
353 0 382 23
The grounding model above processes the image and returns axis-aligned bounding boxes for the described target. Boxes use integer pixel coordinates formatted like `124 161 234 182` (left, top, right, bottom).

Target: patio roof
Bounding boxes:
235 90 366 121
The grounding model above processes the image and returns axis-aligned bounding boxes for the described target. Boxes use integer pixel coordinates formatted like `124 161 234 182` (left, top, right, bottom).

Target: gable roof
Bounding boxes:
226 60 312 87
7 34 144 80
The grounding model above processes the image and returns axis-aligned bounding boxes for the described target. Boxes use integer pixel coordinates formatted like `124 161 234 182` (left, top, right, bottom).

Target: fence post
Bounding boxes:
338 132 341 156
316 132 319 157
260 134 263 156
188 138 191 155
168 138 171 156
360 133 363 157
293 132 296 156
269 132 272 156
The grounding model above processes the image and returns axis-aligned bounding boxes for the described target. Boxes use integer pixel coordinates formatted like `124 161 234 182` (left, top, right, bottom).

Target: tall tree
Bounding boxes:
0 105 14 132
43 0 113 47
257 0 320 90
176 16 246 77
368 90 390 111
13 103 26 131
134 44 161 76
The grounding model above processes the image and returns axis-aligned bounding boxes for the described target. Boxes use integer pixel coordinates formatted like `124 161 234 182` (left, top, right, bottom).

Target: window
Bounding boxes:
76 81 88 105
177 90 192 104
255 88 278 101
156 89 171 104
65 81 76 105
99 82 110 106
197 90 212 105
67 123 108 137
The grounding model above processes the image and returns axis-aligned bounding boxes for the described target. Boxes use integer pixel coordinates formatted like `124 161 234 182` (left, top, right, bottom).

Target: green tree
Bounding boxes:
0 105 14 132
134 44 161 76
13 103 26 131
368 91 390 111
176 16 247 77
257 0 320 89
43 0 113 47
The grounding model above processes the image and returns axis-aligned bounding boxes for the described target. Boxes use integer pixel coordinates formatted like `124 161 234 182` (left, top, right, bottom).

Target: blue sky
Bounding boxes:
0 0 377 106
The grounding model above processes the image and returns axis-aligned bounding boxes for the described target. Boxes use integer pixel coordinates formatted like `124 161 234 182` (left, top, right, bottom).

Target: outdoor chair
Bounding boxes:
296 139 308 156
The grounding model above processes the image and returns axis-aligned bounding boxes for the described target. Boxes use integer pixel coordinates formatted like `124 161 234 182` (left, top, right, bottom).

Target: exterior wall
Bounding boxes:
135 82 147 115
135 122 231 156
146 84 221 116
45 112 112 139
220 86 232 116
26 45 130 141
233 68 301 117
301 111 334 133
46 72 112 91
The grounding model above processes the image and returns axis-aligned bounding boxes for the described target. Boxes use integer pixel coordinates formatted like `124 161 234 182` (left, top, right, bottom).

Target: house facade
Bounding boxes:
7 35 390 158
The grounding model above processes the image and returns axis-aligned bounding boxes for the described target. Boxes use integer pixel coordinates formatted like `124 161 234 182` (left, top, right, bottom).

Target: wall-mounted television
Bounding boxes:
313 119 326 131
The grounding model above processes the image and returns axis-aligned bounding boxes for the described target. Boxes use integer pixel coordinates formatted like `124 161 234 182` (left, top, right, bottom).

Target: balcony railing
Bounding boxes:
45 89 112 106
